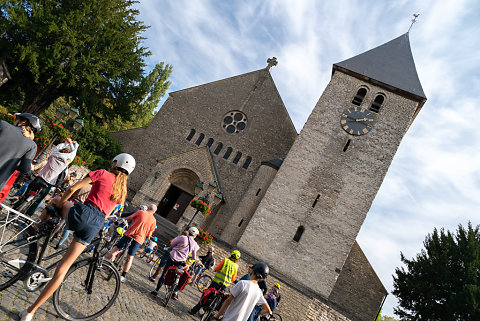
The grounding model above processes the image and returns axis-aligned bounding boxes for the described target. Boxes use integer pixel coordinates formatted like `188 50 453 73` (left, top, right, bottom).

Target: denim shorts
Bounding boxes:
115 235 141 256
65 202 105 245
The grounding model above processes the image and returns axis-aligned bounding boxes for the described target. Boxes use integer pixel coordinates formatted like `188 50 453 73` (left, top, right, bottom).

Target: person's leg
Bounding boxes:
123 255 134 273
154 256 173 292
105 246 121 261
25 240 86 316
152 251 170 278
15 179 32 196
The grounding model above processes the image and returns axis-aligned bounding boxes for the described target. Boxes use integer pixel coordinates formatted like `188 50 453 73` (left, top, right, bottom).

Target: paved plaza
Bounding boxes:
0 254 205 321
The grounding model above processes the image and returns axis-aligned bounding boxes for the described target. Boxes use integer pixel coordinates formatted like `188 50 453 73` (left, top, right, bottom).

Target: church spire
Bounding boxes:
333 34 426 100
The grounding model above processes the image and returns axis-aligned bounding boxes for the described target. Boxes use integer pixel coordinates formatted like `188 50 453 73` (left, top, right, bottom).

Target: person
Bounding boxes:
189 250 241 315
18 153 136 321
214 262 272 321
61 171 77 189
0 113 40 191
248 283 281 321
149 230 189 282
150 226 199 300
238 264 268 295
54 180 93 250
190 245 215 285
105 204 157 283
15 137 79 214
143 236 158 256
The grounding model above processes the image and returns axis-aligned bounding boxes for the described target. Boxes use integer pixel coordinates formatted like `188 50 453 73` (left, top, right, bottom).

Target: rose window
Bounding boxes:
222 111 248 134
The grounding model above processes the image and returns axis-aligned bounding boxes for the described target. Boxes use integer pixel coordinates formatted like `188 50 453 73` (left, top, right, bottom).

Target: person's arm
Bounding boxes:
125 211 138 222
214 294 234 320
215 259 225 272
259 302 272 316
231 270 237 282
120 211 135 218
56 177 92 208
18 144 36 174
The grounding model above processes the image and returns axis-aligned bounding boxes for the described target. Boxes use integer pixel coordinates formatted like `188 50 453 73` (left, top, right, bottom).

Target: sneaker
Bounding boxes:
148 276 156 282
18 309 33 321
150 291 158 298
172 292 178 300
120 276 126 283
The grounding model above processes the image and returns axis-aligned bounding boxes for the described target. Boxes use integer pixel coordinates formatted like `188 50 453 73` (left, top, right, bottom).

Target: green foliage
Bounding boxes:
0 0 151 119
106 62 172 131
74 119 122 170
393 223 480 320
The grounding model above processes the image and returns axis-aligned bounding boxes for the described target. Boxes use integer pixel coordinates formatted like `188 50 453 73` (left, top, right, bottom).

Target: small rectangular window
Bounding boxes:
238 219 244 227
255 188 261 196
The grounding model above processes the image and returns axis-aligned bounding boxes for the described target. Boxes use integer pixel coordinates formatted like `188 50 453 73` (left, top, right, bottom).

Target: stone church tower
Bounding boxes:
238 32 426 306
113 33 426 321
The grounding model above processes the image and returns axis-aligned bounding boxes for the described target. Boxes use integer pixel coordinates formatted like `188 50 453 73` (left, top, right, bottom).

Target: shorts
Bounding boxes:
65 202 105 245
158 251 171 268
145 248 154 254
115 235 141 256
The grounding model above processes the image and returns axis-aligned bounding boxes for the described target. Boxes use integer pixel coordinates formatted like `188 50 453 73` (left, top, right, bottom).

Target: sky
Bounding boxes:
136 0 480 317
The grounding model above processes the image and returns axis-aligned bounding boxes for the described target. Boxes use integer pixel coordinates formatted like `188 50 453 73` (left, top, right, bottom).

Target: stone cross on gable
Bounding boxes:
266 57 278 71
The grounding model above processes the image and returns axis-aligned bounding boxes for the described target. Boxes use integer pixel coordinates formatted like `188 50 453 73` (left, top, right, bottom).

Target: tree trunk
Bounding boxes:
21 82 59 115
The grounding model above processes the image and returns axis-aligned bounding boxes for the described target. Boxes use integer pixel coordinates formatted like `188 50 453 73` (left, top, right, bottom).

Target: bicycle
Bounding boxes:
188 262 213 293
199 286 228 321
260 313 283 321
0 203 121 320
161 262 190 307
12 175 53 216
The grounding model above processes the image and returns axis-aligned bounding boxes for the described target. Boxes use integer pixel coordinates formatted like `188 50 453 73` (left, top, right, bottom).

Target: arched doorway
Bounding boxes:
156 168 199 224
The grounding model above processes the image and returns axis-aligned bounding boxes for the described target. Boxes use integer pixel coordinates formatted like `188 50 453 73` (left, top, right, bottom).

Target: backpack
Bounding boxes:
200 288 218 306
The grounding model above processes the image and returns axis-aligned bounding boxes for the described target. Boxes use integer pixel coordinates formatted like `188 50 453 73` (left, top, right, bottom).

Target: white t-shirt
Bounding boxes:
223 280 267 321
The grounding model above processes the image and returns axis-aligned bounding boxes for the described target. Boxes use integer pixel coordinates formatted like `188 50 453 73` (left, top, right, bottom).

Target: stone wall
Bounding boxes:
238 70 419 301
200 239 354 321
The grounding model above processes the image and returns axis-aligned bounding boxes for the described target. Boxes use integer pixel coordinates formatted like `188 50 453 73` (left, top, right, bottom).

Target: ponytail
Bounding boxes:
110 168 128 203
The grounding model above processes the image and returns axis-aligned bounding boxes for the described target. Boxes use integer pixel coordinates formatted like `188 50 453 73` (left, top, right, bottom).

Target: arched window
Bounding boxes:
293 226 304 242
233 152 242 164
195 133 205 145
214 143 223 155
370 94 385 113
223 147 233 160
186 129 195 141
352 88 367 106
206 138 214 148
242 156 252 169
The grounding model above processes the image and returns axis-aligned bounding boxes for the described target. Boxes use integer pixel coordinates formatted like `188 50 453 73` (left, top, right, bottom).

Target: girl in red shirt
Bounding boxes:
19 153 136 321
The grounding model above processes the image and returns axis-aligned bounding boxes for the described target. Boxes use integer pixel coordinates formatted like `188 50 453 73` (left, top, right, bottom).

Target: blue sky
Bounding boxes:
136 0 480 317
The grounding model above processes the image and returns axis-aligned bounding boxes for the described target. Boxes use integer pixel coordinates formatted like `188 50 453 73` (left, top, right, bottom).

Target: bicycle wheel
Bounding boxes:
53 258 121 320
149 260 160 278
272 313 283 321
163 283 175 307
0 219 38 291
200 296 219 321
146 253 154 263
195 275 212 292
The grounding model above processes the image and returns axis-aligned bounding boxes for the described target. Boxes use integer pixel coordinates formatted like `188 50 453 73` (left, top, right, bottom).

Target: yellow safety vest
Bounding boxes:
213 258 238 287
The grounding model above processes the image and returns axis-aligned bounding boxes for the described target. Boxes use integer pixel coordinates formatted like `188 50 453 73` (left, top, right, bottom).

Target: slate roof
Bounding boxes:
333 33 426 100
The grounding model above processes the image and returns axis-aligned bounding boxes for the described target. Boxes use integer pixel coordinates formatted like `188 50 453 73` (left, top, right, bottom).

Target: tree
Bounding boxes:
74 119 122 170
393 223 480 320
0 0 150 119
106 62 172 131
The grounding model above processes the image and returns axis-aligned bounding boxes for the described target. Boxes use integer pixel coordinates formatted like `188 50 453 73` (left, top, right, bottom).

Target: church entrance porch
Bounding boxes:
157 184 194 224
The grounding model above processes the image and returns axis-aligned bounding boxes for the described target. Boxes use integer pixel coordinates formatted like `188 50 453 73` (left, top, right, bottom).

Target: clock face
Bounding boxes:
340 106 375 136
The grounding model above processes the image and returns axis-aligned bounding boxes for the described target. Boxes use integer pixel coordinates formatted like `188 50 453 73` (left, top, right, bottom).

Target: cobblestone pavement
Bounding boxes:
0 253 205 321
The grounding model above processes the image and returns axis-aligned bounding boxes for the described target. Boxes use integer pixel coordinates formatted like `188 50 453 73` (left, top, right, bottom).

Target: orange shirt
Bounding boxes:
124 210 156 245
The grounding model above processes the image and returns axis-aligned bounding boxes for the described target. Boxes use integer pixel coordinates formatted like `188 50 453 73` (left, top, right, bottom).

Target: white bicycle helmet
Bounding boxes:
188 226 199 236
112 153 136 175
14 113 43 133
139 205 147 211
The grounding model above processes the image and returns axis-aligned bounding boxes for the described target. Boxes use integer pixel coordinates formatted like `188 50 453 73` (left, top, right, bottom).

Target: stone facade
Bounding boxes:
237 70 420 301
112 35 427 319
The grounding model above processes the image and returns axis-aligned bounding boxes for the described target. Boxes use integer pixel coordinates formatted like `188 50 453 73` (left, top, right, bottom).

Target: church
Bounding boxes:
112 33 426 321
